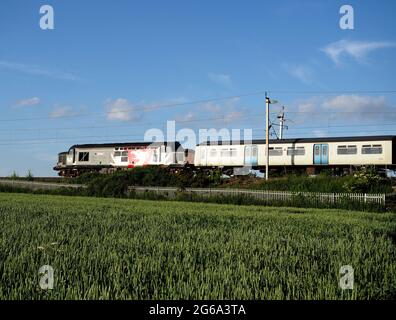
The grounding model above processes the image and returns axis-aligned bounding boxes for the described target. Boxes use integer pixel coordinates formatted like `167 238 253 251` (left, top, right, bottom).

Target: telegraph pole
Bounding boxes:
265 92 270 181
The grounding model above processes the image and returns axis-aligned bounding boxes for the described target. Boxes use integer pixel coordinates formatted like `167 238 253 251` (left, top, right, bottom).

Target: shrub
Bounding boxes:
343 166 392 193
10 171 19 179
25 170 34 181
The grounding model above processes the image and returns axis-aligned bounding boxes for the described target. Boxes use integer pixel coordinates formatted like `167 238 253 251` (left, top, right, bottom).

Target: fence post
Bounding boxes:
364 194 367 204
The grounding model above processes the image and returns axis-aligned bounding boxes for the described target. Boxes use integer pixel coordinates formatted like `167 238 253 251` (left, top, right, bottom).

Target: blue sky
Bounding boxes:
0 0 395 176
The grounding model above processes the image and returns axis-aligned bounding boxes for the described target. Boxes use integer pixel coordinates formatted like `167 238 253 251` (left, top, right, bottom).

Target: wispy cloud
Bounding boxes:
297 100 316 113
321 95 388 113
175 111 196 122
105 98 142 122
283 64 313 84
0 60 80 81
223 110 244 123
208 73 232 88
49 105 76 119
295 95 395 122
321 39 396 64
200 97 245 123
13 97 41 108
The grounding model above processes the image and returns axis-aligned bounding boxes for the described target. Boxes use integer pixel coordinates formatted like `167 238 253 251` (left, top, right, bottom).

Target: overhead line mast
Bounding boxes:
265 93 278 180
278 106 285 140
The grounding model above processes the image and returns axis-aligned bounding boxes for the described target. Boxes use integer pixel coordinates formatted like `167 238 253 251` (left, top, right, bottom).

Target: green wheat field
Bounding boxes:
0 192 395 299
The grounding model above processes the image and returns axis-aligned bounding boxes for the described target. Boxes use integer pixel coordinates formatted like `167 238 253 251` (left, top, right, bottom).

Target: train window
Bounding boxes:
114 151 121 157
362 145 382 154
287 147 305 156
269 147 283 156
337 145 357 155
121 157 128 162
220 149 228 157
220 148 237 157
115 147 119 151
78 152 89 162
122 151 128 156
210 149 217 157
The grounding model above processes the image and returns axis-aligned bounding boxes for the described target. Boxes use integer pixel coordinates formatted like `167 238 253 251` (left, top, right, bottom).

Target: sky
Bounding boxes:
0 0 395 176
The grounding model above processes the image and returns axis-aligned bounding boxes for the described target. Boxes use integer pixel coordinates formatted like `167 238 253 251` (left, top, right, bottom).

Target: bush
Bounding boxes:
71 166 393 197
25 170 34 181
10 171 19 179
343 166 392 193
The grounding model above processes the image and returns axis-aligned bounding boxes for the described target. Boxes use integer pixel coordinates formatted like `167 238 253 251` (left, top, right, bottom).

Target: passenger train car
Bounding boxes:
194 135 396 170
54 135 396 176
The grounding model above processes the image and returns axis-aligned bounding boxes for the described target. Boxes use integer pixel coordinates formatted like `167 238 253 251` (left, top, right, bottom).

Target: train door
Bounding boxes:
313 144 329 165
244 145 258 166
200 148 207 166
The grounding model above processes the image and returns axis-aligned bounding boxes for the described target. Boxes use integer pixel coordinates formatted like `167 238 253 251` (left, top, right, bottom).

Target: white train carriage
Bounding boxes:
55 141 188 176
194 136 396 169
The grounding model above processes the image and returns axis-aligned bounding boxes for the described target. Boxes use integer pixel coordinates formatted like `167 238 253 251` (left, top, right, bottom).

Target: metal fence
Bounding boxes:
129 186 386 206
0 179 386 207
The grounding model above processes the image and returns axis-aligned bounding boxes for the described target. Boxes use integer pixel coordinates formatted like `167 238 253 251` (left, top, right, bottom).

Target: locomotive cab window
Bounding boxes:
78 152 89 162
362 144 383 154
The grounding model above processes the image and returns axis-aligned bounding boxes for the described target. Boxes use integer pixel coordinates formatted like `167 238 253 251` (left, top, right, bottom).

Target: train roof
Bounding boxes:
68 141 181 151
197 135 396 146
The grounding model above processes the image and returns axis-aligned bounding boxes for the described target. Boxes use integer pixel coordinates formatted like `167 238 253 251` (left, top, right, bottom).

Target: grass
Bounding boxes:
0 192 395 300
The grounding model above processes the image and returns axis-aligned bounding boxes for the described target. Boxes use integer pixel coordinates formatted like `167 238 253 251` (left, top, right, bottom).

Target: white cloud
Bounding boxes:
322 39 396 64
200 97 245 123
223 111 244 123
202 101 222 114
283 64 313 84
0 60 80 81
105 98 141 122
176 111 196 122
208 73 232 87
321 95 387 113
298 101 316 113
49 106 75 119
13 97 40 108
293 95 396 124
